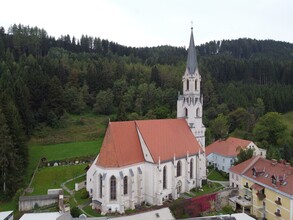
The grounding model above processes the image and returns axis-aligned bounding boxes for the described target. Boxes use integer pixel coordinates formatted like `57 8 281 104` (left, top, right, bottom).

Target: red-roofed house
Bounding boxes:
228 157 293 220
206 137 266 173
86 28 207 214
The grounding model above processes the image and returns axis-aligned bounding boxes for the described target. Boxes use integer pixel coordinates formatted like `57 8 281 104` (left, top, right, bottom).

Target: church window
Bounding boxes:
163 166 167 189
186 79 189 90
185 108 188 117
110 176 116 200
123 176 128 195
190 159 194 179
177 161 181 177
195 80 197 90
196 108 200 117
99 174 103 198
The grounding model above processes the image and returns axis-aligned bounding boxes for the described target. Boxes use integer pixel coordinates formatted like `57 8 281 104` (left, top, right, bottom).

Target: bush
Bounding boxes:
71 206 82 217
80 190 89 199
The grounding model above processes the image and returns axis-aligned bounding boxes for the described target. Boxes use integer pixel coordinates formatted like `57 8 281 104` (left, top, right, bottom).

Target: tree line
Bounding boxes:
0 24 293 198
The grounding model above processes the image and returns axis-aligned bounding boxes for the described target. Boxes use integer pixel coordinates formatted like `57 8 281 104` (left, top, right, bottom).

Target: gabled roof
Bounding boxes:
96 121 144 168
96 119 202 168
186 27 198 75
206 137 252 157
229 156 260 175
136 119 202 163
230 157 293 196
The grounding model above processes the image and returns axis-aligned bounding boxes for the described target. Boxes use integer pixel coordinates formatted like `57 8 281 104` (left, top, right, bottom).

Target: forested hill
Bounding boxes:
0 24 293 198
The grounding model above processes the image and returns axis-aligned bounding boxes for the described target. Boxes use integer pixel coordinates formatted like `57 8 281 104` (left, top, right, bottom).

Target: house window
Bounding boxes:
110 176 116 200
275 208 281 217
163 166 167 189
190 159 194 179
177 161 181 177
99 174 103 198
275 197 282 205
123 176 128 195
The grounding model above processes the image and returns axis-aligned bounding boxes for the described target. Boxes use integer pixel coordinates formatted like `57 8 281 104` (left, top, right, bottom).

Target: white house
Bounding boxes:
86 27 207 215
206 137 266 173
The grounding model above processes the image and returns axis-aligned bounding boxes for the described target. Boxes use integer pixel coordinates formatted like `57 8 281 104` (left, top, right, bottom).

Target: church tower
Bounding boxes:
177 27 206 147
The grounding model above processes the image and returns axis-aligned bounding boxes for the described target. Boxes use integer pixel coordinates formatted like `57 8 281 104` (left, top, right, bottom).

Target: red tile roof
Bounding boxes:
206 137 252 157
136 119 202 163
96 119 202 168
96 121 144 168
230 157 293 196
229 156 260 175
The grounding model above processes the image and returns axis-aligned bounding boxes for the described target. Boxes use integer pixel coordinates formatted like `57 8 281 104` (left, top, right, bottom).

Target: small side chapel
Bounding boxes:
86 28 206 214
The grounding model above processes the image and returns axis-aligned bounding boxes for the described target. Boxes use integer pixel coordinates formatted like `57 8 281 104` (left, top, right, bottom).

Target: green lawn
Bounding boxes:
207 169 229 181
26 139 102 185
192 182 223 197
65 175 86 191
29 113 107 145
282 111 293 132
29 164 87 195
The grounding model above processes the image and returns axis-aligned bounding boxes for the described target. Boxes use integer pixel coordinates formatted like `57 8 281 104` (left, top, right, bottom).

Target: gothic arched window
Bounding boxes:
110 176 116 200
163 166 167 189
99 174 103 198
190 159 194 179
123 176 128 195
196 108 200 117
195 79 197 90
185 108 188 117
186 79 189 90
177 161 181 177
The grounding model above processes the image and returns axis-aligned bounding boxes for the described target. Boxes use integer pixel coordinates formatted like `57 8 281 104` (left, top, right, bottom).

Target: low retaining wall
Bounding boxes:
19 194 59 211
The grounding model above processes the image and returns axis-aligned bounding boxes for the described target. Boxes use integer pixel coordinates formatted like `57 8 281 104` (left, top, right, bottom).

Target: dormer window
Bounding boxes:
271 175 277 185
252 168 256 176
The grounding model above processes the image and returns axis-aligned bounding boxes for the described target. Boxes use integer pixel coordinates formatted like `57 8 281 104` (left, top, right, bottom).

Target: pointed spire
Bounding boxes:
186 26 198 75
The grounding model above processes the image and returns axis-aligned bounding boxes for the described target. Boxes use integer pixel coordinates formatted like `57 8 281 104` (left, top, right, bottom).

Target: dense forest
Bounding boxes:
0 24 293 198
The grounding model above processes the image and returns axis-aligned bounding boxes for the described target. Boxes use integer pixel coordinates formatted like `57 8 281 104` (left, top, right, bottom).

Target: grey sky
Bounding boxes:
1 0 292 47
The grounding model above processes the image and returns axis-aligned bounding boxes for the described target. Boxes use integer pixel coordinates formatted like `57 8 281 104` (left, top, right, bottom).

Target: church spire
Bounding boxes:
186 27 198 75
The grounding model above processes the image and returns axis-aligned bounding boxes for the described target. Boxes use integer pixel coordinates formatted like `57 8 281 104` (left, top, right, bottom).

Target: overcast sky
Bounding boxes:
1 0 292 47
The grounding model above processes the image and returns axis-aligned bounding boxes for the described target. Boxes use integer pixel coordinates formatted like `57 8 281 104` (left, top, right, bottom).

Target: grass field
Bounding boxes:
192 182 223 197
207 169 229 181
29 113 107 145
26 140 102 183
282 111 293 132
29 164 87 195
65 175 86 190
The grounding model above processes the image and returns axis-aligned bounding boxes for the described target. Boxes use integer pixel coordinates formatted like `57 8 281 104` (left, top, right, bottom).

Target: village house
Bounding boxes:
86 27 207 214
229 156 293 220
206 137 266 173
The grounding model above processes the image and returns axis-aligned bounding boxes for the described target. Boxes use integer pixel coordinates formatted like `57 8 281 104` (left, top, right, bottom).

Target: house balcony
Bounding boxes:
256 192 266 200
275 200 282 205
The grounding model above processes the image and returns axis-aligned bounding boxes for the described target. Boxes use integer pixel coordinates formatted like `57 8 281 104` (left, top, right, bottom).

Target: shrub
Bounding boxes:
71 206 81 217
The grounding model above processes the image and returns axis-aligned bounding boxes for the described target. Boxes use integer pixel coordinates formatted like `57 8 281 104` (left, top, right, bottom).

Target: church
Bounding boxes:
86 28 206 214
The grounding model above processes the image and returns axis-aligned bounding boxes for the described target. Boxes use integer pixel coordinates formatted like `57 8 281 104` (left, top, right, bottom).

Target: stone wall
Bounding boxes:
19 194 59 211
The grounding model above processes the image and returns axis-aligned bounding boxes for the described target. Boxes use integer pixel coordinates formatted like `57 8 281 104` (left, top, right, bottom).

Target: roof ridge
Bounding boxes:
108 123 120 167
